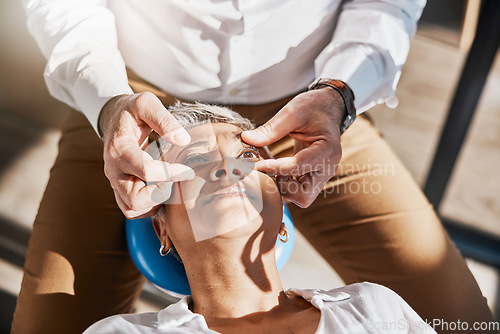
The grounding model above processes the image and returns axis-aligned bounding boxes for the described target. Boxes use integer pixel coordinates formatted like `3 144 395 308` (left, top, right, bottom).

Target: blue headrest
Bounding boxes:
126 204 295 296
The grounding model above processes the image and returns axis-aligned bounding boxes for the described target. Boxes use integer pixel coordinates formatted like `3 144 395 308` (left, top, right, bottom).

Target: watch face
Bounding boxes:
341 114 356 135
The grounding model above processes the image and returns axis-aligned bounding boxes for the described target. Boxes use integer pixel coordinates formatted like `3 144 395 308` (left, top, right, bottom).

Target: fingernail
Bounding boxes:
172 129 191 146
179 167 195 180
151 183 172 203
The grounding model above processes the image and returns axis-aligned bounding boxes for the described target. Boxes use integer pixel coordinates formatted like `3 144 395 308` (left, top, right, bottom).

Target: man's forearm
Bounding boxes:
314 0 426 114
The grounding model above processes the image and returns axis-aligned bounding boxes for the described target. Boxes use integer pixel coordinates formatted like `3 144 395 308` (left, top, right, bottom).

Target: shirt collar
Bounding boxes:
287 288 350 309
156 289 350 330
157 296 211 331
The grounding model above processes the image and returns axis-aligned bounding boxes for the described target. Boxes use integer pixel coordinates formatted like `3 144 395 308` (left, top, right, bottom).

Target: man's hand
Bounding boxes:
100 92 194 219
241 88 346 208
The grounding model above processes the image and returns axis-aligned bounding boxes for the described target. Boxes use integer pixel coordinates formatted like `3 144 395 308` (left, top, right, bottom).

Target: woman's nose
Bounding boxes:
209 157 245 182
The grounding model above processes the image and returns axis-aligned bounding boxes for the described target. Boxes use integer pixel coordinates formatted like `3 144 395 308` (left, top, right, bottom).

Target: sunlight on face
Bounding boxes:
149 122 279 242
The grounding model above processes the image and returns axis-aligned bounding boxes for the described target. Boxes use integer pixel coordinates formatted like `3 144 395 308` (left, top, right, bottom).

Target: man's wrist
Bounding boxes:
311 87 346 131
307 78 356 135
98 95 126 139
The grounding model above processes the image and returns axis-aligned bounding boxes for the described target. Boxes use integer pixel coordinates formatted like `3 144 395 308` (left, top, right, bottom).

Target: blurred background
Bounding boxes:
0 0 498 332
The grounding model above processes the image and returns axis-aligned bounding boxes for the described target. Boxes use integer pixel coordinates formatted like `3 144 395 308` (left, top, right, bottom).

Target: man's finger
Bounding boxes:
135 92 191 146
292 140 340 173
114 191 161 219
113 191 150 219
116 177 174 211
254 157 299 176
127 207 162 220
278 171 330 208
150 181 174 204
139 161 195 183
254 156 326 177
117 147 194 182
241 107 302 146
161 162 196 182
255 141 339 176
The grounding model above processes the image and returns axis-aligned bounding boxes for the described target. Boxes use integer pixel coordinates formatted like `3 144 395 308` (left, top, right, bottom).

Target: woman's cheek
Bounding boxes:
166 174 207 205
179 175 207 206
259 172 281 198
166 182 182 205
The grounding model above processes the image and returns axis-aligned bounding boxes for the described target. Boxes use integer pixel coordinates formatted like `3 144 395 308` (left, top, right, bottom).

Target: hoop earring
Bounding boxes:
159 245 170 256
279 229 289 243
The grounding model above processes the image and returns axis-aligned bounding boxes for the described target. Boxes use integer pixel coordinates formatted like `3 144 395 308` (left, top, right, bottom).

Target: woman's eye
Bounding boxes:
183 154 208 166
239 149 260 160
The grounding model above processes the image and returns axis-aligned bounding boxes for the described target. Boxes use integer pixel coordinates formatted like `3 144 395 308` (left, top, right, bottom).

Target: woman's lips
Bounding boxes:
214 185 245 195
202 185 249 205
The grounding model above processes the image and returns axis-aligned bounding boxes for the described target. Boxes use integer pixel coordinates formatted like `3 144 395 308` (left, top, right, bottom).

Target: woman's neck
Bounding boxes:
183 239 286 320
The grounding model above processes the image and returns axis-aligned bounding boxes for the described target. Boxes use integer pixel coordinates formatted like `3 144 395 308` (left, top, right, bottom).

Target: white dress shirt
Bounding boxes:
22 0 425 134
84 282 436 333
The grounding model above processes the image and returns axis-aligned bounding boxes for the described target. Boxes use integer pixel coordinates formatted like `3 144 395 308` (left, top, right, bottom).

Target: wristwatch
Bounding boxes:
307 78 356 135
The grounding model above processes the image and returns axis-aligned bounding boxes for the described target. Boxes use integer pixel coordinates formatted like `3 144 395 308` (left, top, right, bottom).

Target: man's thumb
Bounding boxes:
136 92 191 146
242 120 289 146
241 127 270 146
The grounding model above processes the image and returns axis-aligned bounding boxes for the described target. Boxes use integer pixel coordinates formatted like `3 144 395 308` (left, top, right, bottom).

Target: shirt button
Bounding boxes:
230 88 240 96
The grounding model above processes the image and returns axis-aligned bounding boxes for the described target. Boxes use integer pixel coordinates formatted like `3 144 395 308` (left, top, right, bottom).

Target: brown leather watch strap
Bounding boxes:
307 78 356 135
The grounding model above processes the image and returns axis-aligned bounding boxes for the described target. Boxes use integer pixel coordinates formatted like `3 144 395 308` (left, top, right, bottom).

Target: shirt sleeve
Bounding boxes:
314 0 426 114
369 283 437 333
21 0 134 134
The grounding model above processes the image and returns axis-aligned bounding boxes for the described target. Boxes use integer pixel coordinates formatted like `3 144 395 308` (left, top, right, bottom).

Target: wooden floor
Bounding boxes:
367 26 500 237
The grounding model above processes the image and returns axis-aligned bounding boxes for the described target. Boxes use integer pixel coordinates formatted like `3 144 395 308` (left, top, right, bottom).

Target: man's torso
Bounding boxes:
108 0 342 105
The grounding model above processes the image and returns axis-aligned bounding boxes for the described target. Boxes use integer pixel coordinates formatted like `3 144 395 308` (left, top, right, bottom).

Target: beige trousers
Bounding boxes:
12 74 493 333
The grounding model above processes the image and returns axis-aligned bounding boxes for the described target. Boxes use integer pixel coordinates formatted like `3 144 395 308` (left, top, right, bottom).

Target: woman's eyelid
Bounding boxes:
238 146 260 159
183 152 210 165
183 144 259 163
182 146 219 160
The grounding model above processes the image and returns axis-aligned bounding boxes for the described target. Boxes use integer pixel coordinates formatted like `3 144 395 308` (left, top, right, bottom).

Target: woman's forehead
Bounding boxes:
167 123 246 156
188 122 243 141
148 122 267 162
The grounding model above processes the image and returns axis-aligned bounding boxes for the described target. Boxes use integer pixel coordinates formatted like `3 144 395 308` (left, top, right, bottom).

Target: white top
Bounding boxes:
84 282 436 333
21 0 425 134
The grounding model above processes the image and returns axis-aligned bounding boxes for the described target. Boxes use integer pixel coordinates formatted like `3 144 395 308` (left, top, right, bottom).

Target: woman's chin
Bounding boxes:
213 196 261 216
212 195 259 217
186 198 263 241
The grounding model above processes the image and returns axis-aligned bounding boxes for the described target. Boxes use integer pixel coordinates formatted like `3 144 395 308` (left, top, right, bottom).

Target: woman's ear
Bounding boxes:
278 222 289 243
152 216 173 250
152 217 163 240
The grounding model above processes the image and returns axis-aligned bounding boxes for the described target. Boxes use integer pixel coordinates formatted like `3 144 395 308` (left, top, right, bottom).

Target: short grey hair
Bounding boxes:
168 101 255 131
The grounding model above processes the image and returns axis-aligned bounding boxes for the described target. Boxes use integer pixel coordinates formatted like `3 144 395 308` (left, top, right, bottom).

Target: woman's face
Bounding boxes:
160 122 282 245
